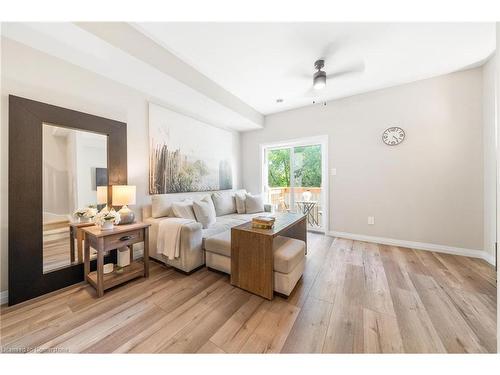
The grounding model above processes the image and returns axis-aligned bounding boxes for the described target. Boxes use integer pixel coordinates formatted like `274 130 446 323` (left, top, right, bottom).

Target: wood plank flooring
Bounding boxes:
0 233 496 353
43 229 74 273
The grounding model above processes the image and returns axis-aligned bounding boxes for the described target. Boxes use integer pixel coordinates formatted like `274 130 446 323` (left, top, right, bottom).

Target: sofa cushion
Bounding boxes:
205 230 231 257
273 236 306 274
171 200 196 220
151 192 211 218
222 213 269 222
235 192 246 214
193 196 216 229
245 193 264 214
201 220 232 240
151 194 171 218
212 191 237 216
216 215 243 224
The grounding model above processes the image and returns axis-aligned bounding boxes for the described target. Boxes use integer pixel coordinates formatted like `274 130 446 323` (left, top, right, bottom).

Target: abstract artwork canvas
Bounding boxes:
149 103 234 194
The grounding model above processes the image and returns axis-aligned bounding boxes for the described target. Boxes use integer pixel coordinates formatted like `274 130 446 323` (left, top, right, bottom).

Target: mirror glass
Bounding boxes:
42 123 108 273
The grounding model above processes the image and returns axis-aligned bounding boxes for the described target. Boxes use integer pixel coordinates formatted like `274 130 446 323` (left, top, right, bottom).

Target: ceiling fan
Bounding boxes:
305 58 365 98
277 44 365 105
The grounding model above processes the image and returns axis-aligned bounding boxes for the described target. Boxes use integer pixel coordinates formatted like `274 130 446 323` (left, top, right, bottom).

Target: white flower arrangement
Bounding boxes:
93 207 121 227
73 206 98 219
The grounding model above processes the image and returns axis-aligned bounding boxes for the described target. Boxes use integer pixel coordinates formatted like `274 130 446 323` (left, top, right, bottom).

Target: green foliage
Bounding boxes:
267 145 321 188
293 145 322 187
268 149 290 187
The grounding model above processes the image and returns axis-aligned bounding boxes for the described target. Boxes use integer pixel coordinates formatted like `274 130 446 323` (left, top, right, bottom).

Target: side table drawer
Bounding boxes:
104 229 144 251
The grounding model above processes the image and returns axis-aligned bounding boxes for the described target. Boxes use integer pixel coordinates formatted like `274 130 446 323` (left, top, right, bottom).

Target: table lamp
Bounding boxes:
96 185 108 210
112 185 136 225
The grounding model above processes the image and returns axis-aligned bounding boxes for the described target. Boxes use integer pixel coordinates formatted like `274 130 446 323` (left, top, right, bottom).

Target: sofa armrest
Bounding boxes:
264 204 273 213
180 221 203 233
174 221 204 272
180 222 203 253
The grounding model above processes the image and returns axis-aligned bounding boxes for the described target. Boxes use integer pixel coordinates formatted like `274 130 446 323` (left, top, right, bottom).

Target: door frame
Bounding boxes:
260 135 329 233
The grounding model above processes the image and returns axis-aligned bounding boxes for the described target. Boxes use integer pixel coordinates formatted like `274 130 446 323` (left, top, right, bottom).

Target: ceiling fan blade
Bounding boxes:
319 41 340 60
326 61 365 80
303 88 321 98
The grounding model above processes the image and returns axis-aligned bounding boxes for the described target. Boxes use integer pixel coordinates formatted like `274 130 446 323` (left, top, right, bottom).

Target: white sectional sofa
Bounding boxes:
142 189 272 273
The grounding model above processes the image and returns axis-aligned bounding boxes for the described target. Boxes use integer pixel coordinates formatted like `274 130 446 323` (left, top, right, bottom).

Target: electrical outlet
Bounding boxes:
331 168 337 176
368 216 375 225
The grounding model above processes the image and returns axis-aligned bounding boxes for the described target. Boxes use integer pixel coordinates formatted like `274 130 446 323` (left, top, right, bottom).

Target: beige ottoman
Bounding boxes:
205 231 306 297
205 230 232 274
273 236 306 296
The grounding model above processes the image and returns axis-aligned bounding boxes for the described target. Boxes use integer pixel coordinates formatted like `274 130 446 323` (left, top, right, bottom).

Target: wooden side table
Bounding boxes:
231 213 306 300
69 222 94 264
82 222 151 297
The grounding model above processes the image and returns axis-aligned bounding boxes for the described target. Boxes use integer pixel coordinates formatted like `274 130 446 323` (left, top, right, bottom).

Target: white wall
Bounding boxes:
242 68 485 254
0 37 241 293
74 131 107 209
482 55 497 265
42 125 71 216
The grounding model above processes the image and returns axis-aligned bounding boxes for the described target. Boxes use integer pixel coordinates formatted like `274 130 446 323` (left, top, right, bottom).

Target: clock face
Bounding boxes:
382 127 405 146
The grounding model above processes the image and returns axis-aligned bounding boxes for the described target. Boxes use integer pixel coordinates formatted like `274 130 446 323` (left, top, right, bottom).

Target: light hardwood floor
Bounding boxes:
0 233 496 353
43 229 74 273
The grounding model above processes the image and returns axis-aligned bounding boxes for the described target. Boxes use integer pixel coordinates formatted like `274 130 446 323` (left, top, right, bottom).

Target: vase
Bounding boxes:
79 217 90 223
101 221 114 231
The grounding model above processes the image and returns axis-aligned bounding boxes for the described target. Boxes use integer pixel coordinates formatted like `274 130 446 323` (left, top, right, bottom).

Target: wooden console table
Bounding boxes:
82 222 150 297
69 222 94 264
230 212 307 300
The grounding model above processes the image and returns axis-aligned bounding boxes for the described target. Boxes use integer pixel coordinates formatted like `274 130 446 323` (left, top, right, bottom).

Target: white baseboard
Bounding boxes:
482 252 497 266
0 290 8 305
328 231 496 266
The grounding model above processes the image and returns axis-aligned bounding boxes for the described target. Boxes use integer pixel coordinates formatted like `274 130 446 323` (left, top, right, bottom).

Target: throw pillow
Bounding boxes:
235 192 246 214
151 195 170 218
245 193 264 214
211 191 237 216
171 200 196 220
193 196 216 228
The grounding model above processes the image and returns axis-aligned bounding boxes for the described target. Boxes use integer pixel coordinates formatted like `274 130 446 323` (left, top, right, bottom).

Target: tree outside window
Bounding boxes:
267 145 321 188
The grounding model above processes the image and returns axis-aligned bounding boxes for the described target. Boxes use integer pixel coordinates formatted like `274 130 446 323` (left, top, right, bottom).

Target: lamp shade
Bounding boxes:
112 185 136 206
96 186 108 205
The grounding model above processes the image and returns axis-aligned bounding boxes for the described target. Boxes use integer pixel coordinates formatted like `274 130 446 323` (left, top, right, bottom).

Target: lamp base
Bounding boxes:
118 206 135 225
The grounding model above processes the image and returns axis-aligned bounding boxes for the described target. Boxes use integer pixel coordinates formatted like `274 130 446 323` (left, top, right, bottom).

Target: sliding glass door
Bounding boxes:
263 140 326 232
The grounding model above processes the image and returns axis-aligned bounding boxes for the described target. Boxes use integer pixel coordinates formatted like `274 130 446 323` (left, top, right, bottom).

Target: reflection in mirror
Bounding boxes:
42 123 108 273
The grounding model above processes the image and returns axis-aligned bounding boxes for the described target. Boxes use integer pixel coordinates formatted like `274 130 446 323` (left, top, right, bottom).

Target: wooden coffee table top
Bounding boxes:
232 212 306 237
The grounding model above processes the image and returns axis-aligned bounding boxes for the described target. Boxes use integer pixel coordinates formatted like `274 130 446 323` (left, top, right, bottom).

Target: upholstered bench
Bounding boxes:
204 231 306 296
205 230 232 274
273 236 306 296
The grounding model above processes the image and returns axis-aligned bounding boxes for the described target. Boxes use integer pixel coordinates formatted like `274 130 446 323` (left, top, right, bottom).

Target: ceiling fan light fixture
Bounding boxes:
313 70 326 90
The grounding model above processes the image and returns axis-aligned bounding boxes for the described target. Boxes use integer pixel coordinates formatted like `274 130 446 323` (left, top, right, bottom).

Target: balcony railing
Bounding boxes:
267 187 323 229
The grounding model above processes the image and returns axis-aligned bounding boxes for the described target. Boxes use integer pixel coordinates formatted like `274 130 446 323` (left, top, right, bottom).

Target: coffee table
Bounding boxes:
230 212 307 300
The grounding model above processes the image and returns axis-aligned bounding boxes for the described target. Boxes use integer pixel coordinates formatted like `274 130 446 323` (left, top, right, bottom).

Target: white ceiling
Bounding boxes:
3 22 264 131
135 23 496 115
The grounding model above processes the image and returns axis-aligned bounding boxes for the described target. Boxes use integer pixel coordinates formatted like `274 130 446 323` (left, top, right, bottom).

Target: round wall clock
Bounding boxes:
382 127 405 146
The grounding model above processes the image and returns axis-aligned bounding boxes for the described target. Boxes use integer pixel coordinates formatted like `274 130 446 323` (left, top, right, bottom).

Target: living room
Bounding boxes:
0 0 499 371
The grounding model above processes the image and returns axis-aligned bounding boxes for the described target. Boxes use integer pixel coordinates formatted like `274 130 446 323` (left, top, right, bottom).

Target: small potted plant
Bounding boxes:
73 206 98 223
93 207 121 231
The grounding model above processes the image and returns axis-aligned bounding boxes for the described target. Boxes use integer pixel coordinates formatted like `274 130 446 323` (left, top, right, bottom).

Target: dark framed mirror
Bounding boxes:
42 123 109 274
8 95 127 305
